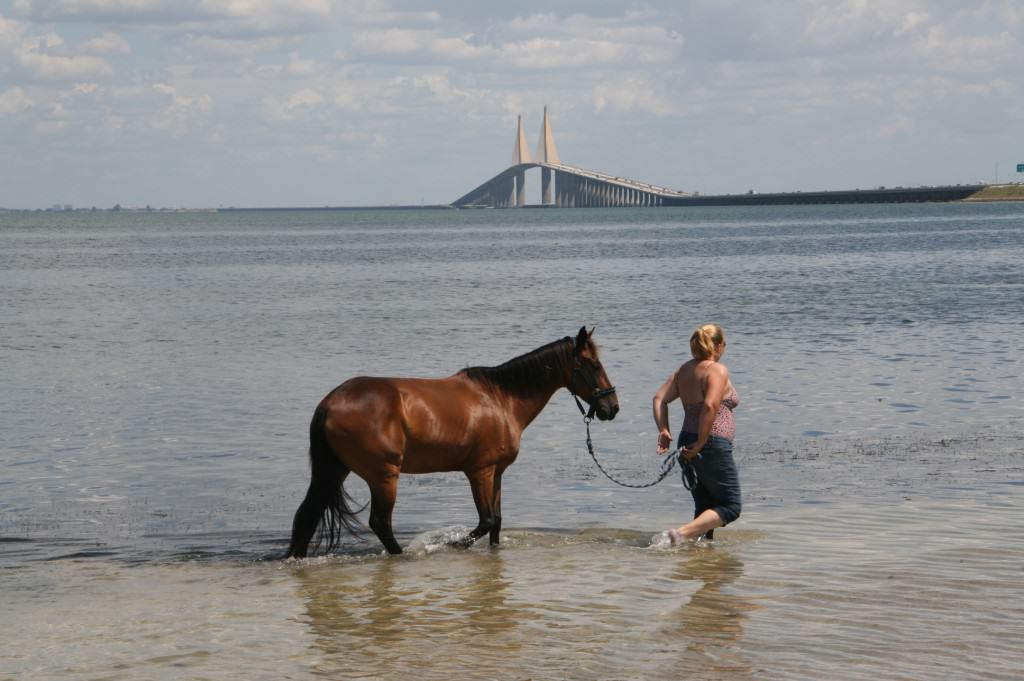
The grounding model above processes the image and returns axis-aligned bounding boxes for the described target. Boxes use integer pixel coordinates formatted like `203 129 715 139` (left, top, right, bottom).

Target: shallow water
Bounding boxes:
1 204 1022 679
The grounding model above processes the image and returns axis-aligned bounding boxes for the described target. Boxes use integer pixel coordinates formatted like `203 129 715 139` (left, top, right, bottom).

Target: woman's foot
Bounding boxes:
667 528 687 545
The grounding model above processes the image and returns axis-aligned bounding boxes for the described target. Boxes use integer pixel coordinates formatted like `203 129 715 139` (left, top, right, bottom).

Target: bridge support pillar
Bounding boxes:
541 167 553 205
515 170 526 207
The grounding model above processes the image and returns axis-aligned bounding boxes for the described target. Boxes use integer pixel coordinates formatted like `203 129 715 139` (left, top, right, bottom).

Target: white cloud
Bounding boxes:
351 22 682 69
351 28 434 56
15 45 113 79
81 31 131 54
253 51 321 79
13 0 336 36
260 87 325 122
592 77 679 116
334 0 439 28
180 34 289 61
2 17 122 81
913 26 1020 73
0 86 33 115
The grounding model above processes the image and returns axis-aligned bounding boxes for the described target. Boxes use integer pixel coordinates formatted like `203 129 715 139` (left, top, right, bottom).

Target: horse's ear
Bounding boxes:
575 325 589 354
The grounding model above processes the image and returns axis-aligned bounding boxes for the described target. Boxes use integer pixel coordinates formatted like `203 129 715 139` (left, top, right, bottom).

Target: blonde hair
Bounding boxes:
689 323 725 360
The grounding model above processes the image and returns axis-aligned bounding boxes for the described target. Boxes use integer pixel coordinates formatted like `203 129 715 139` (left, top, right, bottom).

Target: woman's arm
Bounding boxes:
652 372 679 454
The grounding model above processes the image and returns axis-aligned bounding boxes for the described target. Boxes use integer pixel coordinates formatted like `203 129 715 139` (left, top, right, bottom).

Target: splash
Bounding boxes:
405 526 473 555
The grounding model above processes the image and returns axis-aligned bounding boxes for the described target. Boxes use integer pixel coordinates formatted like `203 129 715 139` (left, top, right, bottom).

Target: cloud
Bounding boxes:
1 16 121 81
15 43 114 80
81 31 130 54
252 51 321 79
149 81 212 133
335 0 439 27
0 86 33 115
260 87 324 122
349 11 682 69
592 77 679 115
913 25 1020 73
179 34 290 61
12 0 336 36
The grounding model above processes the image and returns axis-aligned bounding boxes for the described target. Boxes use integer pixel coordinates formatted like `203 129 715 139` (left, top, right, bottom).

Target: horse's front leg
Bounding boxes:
459 467 497 548
488 468 505 546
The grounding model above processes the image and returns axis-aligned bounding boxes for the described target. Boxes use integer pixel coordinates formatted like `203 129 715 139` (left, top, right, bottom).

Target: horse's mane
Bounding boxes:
460 336 574 396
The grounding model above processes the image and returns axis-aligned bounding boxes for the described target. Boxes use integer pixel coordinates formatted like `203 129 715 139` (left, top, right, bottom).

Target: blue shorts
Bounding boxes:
678 432 742 525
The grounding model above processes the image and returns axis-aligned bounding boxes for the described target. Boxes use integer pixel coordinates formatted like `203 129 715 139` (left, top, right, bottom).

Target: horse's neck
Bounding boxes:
510 378 567 430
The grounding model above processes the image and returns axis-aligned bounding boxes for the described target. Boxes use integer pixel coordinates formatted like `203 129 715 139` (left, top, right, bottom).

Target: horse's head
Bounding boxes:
569 326 619 421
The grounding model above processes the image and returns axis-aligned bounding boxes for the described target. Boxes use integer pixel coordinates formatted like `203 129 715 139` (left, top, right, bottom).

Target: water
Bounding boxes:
2 204 1022 679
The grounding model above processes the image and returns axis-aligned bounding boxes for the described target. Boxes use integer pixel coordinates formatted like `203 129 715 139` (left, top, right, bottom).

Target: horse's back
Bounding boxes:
319 374 506 474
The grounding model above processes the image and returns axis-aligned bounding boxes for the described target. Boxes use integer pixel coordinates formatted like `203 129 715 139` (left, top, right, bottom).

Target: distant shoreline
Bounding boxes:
217 204 454 212
5 183 1023 213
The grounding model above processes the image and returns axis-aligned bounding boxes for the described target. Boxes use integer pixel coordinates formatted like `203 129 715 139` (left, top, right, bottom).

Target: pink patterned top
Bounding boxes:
682 385 739 442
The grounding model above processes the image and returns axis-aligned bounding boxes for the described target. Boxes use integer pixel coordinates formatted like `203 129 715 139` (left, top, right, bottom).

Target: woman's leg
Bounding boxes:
668 436 740 544
669 509 724 544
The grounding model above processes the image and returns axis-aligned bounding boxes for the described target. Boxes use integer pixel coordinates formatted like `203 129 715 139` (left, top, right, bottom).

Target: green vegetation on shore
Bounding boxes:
964 184 1024 201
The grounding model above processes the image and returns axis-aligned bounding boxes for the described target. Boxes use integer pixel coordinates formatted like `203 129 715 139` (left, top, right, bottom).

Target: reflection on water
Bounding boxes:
295 550 517 676
283 530 761 680
662 548 756 677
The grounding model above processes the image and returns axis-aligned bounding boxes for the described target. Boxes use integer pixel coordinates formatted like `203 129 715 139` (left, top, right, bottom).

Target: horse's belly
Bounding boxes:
399 443 473 474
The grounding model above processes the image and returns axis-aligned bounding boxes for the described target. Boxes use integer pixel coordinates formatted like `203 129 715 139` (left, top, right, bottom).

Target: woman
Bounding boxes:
652 323 741 544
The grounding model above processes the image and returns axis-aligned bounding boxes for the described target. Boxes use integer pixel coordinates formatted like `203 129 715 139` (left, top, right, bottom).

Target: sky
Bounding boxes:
1 0 1023 209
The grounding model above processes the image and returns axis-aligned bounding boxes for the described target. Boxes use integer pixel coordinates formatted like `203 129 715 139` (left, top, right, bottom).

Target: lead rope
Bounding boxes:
583 416 699 491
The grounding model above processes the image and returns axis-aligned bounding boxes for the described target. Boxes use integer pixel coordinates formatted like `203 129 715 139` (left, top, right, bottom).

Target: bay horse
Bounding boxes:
285 326 618 557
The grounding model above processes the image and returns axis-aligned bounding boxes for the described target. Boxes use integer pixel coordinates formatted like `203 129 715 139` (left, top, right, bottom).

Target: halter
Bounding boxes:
566 338 617 420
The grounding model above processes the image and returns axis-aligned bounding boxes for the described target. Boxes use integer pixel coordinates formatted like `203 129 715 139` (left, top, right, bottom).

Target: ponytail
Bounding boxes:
689 324 725 360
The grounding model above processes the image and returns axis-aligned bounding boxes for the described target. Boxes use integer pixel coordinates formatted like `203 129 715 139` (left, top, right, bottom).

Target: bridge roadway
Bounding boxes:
452 109 987 208
452 163 983 208
662 184 986 206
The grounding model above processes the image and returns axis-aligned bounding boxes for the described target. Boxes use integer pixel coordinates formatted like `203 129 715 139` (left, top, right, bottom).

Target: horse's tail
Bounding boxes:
285 406 363 558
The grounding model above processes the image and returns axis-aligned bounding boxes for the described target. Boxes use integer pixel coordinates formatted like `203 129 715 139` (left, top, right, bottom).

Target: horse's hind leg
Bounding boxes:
287 480 332 558
368 475 403 555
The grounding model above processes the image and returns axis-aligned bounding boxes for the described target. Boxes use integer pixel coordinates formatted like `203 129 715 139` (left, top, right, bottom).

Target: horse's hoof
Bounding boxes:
447 536 475 549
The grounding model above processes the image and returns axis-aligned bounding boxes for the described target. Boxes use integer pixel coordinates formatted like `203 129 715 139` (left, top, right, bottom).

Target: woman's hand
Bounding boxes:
657 429 673 454
681 444 703 460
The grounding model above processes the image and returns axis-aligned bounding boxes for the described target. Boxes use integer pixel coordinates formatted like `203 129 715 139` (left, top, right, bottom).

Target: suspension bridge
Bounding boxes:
451 108 688 208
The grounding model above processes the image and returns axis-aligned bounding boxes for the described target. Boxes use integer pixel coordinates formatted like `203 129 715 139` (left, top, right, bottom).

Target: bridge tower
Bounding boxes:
512 114 530 207
534 106 560 205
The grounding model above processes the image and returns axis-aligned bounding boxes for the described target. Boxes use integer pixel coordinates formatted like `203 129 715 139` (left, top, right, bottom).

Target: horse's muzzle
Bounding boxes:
594 399 619 421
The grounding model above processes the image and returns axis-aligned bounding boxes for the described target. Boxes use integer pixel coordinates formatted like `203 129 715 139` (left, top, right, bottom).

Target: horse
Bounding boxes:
285 326 619 557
